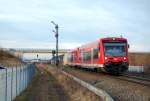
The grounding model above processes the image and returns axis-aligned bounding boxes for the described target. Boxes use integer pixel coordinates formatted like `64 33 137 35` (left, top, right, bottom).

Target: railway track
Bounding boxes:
94 71 150 87
61 70 114 101
65 66 150 87
116 74 150 87
63 66 150 101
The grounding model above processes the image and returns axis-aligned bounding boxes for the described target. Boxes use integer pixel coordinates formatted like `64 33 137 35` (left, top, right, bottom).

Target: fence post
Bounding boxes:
11 67 13 101
23 65 25 90
20 65 21 92
25 65 27 88
26 66 27 87
28 65 29 85
5 68 7 101
16 66 17 96
19 66 21 93
24 65 26 89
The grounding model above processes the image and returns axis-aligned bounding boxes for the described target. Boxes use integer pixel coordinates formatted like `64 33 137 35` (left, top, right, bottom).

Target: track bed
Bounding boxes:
63 66 150 101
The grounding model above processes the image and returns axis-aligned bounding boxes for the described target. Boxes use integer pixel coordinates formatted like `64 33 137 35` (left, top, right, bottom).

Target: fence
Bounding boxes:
0 64 35 101
128 66 144 73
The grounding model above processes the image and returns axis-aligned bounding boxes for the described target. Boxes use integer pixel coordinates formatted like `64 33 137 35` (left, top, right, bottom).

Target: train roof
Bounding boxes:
100 37 127 41
67 37 128 53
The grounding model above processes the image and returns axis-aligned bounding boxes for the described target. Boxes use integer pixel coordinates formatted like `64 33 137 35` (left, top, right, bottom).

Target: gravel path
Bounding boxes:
14 64 102 101
64 67 150 101
29 67 69 101
14 65 70 101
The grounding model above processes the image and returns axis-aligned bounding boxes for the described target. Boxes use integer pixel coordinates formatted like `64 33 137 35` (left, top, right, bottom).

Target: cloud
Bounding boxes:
129 43 150 52
0 39 82 49
0 0 150 52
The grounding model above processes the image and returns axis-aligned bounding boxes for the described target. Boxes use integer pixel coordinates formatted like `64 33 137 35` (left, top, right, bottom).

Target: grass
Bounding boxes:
129 52 150 66
0 49 22 66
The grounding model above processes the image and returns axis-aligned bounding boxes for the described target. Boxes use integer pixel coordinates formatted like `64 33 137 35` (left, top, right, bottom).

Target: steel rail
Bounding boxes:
116 75 150 87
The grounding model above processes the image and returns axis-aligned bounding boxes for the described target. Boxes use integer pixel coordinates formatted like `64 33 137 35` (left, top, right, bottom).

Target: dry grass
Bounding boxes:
43 64 102 101
129 52 150 66
129 52 150 73
0 49 22 66
15 63 102 101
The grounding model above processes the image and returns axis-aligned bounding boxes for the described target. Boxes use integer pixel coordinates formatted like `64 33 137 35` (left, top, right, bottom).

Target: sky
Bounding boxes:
0 0 150 52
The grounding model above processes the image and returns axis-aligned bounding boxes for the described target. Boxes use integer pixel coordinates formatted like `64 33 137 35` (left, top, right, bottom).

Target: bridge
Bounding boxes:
9 48 70 53
5 48 71 60
23 59 51 63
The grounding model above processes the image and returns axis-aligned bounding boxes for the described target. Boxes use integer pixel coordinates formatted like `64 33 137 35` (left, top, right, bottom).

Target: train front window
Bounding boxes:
104 43 126 56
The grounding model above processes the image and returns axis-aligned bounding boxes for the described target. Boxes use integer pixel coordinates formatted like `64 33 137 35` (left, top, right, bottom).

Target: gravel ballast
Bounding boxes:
64 67 150 101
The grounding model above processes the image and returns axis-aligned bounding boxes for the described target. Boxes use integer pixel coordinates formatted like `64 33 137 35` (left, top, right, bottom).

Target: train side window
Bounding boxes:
82 53 84 61
69 55 73 62
80 52 83 62
68 55 72 62
86 51 91 61
93 48 99 59
82 51 91 61
98 43 100 51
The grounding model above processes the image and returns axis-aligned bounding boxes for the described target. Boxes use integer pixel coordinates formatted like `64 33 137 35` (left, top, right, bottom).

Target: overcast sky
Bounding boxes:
0 0 150 52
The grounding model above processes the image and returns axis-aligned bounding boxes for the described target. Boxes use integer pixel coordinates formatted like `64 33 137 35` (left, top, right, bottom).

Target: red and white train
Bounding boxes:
63 37 129 74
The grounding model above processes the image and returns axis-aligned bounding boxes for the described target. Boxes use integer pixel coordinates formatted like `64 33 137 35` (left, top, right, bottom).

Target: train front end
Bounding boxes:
102 38 129 74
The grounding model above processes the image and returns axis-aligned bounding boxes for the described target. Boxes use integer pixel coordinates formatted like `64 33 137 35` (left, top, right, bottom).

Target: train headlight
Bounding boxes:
123 57 126 60
105 57 108 60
